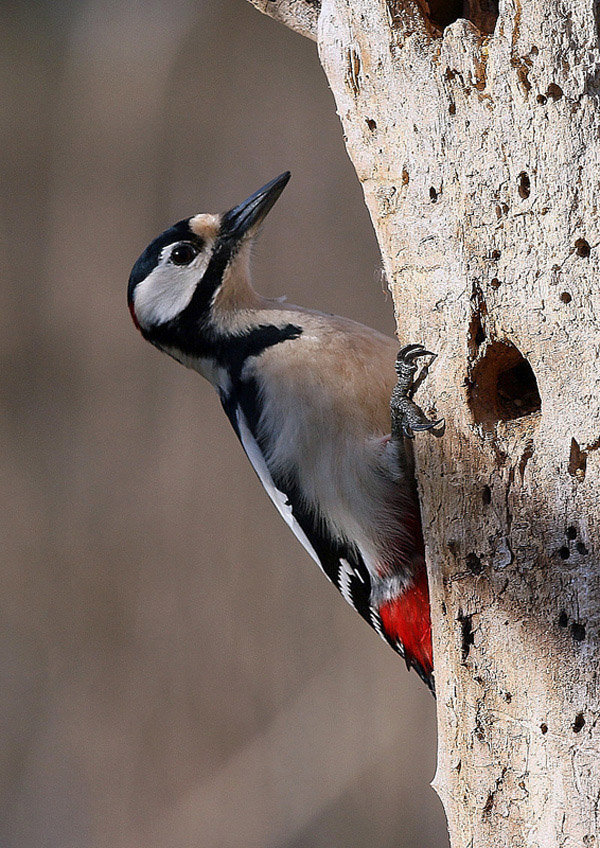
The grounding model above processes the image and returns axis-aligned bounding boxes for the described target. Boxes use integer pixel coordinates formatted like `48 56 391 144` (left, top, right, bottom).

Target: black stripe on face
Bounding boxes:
171 216 263 331
177 238 233 324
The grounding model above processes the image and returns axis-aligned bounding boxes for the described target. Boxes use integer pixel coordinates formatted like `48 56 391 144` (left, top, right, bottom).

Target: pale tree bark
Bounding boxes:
246 1 600 845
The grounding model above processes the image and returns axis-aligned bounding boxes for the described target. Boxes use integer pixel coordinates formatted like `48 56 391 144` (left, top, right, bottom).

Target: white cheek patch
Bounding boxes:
133 244 213 327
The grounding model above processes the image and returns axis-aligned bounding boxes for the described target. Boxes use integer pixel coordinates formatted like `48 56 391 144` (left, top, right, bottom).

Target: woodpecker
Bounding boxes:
128 173 441 691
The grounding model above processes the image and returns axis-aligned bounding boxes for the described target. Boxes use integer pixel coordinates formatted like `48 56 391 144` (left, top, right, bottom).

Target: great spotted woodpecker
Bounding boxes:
128 173 441 691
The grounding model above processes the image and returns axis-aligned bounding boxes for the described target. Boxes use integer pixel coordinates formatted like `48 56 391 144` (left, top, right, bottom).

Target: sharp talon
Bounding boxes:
397 344 424 360
400 350 435 367
404 348 435 364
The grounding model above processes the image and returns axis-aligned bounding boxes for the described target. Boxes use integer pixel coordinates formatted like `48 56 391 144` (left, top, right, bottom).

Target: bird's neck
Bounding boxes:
212 246 261 314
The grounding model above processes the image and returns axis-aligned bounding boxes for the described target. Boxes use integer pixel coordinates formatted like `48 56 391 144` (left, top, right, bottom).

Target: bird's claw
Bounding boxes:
396 344 436 367
401 418 445 439
391 344 442 441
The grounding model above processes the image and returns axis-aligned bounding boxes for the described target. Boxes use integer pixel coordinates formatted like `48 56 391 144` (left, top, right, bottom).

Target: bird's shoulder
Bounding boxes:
238 300 399 434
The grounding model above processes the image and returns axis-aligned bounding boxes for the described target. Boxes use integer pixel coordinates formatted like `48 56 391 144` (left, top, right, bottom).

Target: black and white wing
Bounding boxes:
222 394 391 648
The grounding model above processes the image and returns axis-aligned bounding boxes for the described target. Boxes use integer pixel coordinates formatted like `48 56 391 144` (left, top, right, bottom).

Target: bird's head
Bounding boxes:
127 172 291 346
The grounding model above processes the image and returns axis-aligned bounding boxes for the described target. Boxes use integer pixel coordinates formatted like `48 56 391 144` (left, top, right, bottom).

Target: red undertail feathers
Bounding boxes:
378 568 434 692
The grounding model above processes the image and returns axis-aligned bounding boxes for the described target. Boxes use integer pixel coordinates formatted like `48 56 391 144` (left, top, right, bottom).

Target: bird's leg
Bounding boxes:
390 345 444 442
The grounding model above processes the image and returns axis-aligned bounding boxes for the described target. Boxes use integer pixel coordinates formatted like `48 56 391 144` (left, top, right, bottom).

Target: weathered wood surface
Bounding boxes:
247 1 600 845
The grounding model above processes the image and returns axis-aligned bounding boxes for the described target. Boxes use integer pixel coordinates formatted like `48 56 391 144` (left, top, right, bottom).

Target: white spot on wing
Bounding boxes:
370 606 385 639
338 558 354 605
236 409 326 576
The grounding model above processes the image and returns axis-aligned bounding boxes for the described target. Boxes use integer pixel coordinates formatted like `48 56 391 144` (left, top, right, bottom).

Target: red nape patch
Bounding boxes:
379 569 433 682
128 300 141 331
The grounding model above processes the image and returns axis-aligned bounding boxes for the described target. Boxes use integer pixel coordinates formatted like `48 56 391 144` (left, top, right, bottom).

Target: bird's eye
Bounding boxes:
170 243 199 266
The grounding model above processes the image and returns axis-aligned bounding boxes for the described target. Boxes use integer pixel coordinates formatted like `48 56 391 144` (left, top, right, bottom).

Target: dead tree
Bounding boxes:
245 1 600 845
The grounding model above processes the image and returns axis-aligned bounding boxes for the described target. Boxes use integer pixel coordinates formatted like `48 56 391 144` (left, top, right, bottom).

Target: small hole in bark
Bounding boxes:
558 611 569 628
491 249 501 260
566 526 577 540
568 439 587 480
537 94 547 104
540 723 548 734
518 171 531 199
449 101 456 115
483 792 494 815
573 713 585 733
468 342 541 426
490 277 501 288
458 611 474 662
365 117 377 131
571 622 586 642
546 82 563 100
577 541 589 555
401 168 409 186
575 238 591 257
466 552 484 574
560 291 572 303
430 186 438 202
482 485 492 505
469 313 485 353
558 545 570 560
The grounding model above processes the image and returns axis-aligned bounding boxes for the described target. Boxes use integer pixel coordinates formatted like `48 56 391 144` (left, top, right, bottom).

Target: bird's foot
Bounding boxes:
391 345 444 440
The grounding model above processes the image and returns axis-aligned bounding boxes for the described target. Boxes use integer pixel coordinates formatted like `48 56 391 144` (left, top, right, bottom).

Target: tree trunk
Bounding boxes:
246 1 600 845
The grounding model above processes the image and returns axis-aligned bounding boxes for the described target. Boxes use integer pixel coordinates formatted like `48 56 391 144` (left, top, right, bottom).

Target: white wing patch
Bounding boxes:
236 409 327 577
338 558 355 606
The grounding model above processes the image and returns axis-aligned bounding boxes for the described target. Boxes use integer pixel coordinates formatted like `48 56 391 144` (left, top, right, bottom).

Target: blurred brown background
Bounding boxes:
1 1 448 846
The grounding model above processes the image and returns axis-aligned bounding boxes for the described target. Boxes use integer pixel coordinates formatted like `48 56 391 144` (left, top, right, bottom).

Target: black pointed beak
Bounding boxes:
221 172 291 241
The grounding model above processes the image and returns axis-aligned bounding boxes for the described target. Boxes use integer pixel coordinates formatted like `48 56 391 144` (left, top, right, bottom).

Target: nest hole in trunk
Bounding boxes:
468 341 541 426
418 0 498 34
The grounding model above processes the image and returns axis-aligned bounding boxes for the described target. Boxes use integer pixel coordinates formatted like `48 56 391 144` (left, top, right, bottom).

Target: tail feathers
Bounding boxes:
378 568 435 694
